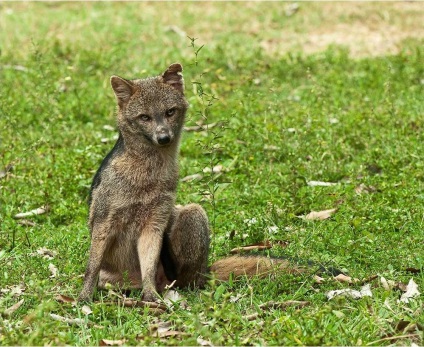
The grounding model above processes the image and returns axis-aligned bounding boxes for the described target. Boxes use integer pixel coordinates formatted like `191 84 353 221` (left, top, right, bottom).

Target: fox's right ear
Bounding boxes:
110 76 135 107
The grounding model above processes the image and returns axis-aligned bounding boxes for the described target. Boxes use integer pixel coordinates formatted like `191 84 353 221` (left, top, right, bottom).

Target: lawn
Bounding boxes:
0 2 423 345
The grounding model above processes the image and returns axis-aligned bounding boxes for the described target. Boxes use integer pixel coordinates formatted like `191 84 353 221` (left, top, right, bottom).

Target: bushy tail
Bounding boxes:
209 255 308 281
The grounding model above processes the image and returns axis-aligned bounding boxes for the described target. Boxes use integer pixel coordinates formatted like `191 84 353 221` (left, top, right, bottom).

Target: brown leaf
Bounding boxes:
367 333 420 345
355 183 378 195
358 274 379 285
314 275 326 284
150 320 187 338
48 263 58 278
397 282 408 292
395 320 424 333
104 299 167 314
259 300 310 310
333 273 358 284
404 267 422 274
242 312 260 321
158 330 188 338
4 299 24 316
55 294 76 304
99 339 126 346
14 205 50 219
17 219 36 227
299 208 337 221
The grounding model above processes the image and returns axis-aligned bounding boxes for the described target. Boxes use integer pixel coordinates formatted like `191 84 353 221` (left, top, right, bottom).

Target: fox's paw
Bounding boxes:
78 291 93 303
142 289 160 302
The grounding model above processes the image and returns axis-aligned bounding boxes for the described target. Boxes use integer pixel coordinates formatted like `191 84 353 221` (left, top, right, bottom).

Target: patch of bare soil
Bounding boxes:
260 2 424 58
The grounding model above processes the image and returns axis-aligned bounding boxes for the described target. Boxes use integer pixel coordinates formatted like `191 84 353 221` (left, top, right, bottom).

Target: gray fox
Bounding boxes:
79 63 333 302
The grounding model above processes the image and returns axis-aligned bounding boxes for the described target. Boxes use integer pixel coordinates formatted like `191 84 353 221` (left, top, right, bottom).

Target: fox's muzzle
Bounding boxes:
157 133 171 145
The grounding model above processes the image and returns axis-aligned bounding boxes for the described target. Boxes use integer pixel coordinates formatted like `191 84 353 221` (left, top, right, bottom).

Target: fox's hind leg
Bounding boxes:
162 204 210 288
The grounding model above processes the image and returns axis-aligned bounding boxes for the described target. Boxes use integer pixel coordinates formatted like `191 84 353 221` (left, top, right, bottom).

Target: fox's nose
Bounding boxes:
157 133 171 145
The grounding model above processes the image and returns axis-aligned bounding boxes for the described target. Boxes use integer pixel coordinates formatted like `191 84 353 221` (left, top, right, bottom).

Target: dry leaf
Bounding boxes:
334 273 357 284
358 274 379 285
285 2 299 16
1 284 25 297
158 330 188 338
99 339 126 346
184 122 218 132
242 312 259 321
103 299 167 314
165 25 187 38
56 294 76 304
229 293 244 303
101 135 119 143
0 164 13 179
163 290 189 310
259 300 310 310
399 278 420 303
197 336 214 347
81 305 92 316
17 219 36 227
102 125 115 131
31 247 57 259
355 183 378 194
263 145 280 151
397 282 408 292
4 299 24 316
202 165 223 174
13 205 50 219
180 173 203 182
243 217 258 225
299 208 337 221
49 263 58 278
326 284 372 300
307 181 337 187
380 276 398 291
395 320 424 333
150 320 188 338
314 275 325 284
49 313 85 325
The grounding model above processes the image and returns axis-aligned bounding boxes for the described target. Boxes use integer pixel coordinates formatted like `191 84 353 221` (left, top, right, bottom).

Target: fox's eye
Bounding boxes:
138 114 151 122
166 108 176 117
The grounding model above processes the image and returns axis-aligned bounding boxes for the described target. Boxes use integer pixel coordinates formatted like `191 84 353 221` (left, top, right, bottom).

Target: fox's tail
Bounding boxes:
209 255 342 281
209 255 307 281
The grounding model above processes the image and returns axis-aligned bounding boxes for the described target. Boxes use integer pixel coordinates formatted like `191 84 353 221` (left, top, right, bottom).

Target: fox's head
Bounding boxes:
111 63 189 148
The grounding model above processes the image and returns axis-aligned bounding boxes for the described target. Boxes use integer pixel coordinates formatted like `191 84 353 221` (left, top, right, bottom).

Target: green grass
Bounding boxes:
1 2 423 346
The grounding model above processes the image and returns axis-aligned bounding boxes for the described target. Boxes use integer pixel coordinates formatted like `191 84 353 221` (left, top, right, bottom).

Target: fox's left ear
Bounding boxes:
162 63 184 94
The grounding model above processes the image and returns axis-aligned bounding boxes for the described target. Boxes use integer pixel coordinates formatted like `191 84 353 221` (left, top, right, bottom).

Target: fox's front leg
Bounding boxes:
79 223 112 301
137 220 167 302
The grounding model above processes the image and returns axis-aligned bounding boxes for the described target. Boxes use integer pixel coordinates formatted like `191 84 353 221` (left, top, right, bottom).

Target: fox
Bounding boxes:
79 63 336 302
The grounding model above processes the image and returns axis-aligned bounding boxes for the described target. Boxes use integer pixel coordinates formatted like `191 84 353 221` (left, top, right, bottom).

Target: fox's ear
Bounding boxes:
110 76 135 107
162 63 184 94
